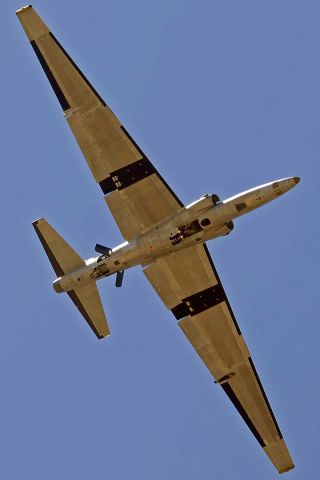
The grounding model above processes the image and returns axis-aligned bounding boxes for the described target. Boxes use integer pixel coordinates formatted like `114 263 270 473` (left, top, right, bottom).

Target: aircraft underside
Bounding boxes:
17 5 299 474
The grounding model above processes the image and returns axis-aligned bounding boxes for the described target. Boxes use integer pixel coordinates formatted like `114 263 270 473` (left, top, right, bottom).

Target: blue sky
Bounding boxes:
1 1 319 478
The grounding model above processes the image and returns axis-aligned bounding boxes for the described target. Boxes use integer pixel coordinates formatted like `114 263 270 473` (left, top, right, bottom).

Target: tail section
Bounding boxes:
33 218 110 339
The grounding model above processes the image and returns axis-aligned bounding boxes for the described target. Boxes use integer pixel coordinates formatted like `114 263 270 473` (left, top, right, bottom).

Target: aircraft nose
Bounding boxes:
272 177 300 195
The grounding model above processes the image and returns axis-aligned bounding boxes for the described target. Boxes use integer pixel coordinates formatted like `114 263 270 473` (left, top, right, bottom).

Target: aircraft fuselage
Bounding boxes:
53 177 299 293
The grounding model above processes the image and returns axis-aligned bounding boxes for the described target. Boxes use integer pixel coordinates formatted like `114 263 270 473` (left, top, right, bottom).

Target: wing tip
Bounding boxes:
279 464 295 474
16 5 33 16
97 333 110 340
32 218 46 234
32 217 45 226
16 4 50 42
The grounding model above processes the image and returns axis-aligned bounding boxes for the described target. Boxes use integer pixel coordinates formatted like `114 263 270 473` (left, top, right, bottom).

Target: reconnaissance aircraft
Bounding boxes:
17 5 298 474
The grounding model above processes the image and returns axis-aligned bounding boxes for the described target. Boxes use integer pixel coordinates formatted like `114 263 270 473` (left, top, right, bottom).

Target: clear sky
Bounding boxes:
1 1 318 478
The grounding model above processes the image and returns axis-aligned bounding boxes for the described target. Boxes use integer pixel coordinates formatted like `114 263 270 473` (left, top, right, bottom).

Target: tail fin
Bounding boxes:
33 218 110 339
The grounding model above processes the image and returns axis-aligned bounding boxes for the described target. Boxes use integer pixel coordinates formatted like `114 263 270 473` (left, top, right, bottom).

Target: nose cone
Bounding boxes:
273 177 301 195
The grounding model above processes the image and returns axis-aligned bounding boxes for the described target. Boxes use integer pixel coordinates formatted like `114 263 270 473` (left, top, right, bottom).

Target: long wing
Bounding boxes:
144 244 294 474
17 5 183 240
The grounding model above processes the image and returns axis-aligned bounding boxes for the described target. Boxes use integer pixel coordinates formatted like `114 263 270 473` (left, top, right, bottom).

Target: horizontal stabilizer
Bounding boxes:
68 285 110 339
33 218 84 276
33 218 109 339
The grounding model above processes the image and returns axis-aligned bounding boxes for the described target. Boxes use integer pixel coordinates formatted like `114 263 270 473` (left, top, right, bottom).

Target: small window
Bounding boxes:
200 218 211 227
235 202 246 212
